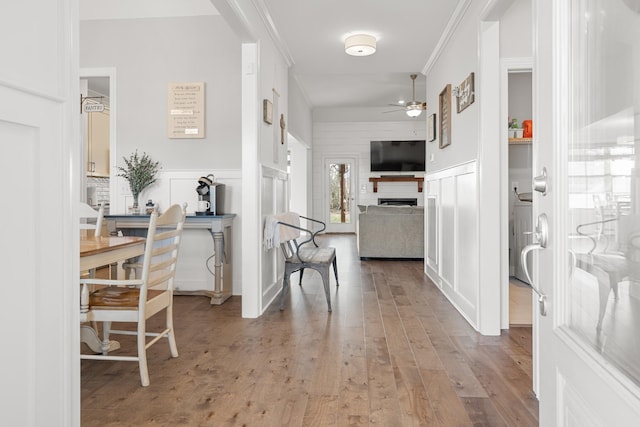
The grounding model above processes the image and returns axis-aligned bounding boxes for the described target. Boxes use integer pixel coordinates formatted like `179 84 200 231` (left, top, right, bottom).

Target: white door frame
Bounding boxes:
79 68 118 210
499 58 533 331
324 156 357 233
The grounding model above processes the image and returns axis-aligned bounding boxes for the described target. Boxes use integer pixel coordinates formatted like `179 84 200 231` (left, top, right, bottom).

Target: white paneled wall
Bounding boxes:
312 121 426 221
113 169 242 295
425 161 479 329
260 166 289 311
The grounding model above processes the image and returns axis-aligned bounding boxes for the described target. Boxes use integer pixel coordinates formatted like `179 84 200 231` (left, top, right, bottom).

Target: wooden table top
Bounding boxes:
80 235 145 257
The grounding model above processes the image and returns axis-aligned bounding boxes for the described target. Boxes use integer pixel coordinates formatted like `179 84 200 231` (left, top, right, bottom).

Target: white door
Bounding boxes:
325 157 356 233
534 1 640 424
0 3 79 426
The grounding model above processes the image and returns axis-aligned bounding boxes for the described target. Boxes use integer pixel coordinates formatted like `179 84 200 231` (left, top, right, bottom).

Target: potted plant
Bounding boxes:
117 150 160 213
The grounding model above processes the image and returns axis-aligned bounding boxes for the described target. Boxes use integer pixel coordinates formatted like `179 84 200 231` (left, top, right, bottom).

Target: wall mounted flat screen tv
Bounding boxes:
370 140 426 172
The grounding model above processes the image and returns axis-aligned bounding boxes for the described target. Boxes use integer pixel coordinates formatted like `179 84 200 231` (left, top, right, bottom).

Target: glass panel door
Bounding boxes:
326 158 356 233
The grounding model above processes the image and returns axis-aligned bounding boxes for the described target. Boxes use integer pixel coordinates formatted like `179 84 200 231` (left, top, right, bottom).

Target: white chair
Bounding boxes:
80 202 104 237
80 203 187 386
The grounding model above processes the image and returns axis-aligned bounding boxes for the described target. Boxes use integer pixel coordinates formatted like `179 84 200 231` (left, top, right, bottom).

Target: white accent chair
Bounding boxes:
80 203 187 386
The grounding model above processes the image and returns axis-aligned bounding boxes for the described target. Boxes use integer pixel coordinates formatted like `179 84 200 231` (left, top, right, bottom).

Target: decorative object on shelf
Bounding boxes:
523 119 533 138
263 99 273 124
508 118 524 138
428 113 436 142
117 150 160 213
439 84 452 149
453 72 475 113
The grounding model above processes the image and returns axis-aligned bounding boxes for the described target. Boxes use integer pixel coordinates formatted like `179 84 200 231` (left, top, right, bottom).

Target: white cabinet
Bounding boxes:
86 108 110 176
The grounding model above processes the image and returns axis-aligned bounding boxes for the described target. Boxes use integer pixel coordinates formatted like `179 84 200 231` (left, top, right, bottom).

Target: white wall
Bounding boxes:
423 0 533 334
80 15 245 295
509 72 533 126
312 121 427 222
80 16 242 171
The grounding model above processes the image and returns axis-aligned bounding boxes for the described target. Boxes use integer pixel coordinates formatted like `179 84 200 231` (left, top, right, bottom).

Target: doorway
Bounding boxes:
324 157 356 233
506 68 534 327
79 68 116 212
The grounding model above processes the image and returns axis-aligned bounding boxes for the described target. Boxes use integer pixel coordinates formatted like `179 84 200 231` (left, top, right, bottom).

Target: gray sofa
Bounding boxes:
357 205 424 259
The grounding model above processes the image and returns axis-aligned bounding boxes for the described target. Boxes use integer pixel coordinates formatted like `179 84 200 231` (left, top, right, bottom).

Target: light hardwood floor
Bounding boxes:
81 234 538 426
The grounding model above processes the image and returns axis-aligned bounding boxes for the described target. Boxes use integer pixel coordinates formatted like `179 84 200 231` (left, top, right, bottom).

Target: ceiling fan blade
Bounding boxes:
387 103 405 108
382 109 404 114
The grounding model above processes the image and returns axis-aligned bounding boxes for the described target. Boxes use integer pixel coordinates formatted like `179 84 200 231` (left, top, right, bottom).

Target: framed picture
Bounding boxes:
456 72 475 113
439 84 451 149
428 113 436 142
263 99 273 124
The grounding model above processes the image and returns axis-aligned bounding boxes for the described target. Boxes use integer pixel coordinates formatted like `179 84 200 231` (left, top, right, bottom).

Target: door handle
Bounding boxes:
520 213 549 316
533 167 548 196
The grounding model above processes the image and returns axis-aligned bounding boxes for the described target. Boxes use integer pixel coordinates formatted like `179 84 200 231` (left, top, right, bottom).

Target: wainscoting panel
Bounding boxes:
425 161 479 329
260 166 289 312
112 169 242 295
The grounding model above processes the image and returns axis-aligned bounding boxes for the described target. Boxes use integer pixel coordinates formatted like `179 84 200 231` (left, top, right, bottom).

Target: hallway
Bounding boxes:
81 234 537 426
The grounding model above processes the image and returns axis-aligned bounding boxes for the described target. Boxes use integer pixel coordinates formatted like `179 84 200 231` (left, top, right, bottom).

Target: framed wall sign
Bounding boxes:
439 84 451 149
456 72 475 113
428 113 436 142
263 99 273 124
168 82 205 139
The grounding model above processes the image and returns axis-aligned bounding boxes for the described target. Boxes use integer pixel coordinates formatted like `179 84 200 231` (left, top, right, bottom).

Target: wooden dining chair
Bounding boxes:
80 202 105 237
80 203 187 386
264 212 339 312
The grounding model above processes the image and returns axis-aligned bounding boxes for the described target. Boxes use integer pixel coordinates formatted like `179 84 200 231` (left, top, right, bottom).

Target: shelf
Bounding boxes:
369 176 424 193
509 137 532 145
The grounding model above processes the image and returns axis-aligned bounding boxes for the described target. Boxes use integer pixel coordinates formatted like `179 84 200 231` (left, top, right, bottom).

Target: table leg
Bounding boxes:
209 230 231 305
80 325 120 354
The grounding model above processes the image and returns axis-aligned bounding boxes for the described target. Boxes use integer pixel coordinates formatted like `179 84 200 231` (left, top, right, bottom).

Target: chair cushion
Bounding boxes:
90 287 165 309
296 247 336 264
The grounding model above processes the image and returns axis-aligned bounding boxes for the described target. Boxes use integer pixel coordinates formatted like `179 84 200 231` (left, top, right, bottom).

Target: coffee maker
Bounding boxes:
195 174 225 215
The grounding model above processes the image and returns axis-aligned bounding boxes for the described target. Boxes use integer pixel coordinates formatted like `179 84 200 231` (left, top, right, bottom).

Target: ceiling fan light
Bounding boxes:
345 34 377 56
406 109 422 118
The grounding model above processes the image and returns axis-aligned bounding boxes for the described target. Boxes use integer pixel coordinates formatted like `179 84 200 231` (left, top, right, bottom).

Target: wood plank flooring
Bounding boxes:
81 234 537 426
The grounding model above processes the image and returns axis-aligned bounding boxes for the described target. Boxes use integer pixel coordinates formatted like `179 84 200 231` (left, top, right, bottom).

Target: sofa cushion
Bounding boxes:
366 205 419 215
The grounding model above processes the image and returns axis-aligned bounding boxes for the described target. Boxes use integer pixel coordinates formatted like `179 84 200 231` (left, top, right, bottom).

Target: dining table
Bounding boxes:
80 235 145 353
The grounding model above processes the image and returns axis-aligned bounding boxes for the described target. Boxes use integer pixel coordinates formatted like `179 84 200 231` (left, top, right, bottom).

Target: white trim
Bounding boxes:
422 0 473 75
251 0 294 67
241 43 261 318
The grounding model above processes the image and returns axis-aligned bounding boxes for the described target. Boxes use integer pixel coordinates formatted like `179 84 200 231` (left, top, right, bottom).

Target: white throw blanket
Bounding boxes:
263 212 301 249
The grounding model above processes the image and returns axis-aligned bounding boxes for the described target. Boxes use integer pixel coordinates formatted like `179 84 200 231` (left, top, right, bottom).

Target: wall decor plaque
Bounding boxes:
456 72 475 113
428 113 436 142
439 84 451 149
168 82 205 139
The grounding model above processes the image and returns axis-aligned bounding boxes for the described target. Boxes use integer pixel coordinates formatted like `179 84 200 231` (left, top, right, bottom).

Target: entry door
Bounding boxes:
325 158 356 233
535 1 640 424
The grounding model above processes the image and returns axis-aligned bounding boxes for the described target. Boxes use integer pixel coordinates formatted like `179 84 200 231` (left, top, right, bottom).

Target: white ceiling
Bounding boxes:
263 0 460 110
81 0 462 113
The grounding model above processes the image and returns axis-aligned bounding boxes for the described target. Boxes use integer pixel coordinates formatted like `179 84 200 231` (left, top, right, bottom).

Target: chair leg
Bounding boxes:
298 268 305 286
138 320 150 387
320 268 332 312
280 271 292 310
332 257 339 287
166 304 179 358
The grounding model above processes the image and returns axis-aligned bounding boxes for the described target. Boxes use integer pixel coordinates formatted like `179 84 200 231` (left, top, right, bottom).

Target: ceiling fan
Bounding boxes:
384 74 426 117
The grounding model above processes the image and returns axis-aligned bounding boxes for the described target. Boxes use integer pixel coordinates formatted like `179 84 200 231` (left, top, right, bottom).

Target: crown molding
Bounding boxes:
251 0 295 67
422 0 472 76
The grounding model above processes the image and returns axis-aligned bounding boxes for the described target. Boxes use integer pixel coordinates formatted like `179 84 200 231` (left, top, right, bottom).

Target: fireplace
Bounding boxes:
378 198 418 206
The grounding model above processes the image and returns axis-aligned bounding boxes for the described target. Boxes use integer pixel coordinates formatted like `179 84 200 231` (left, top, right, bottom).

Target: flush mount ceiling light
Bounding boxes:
345 34 377 56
